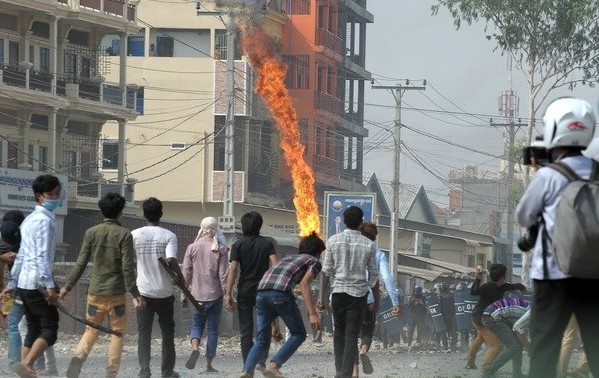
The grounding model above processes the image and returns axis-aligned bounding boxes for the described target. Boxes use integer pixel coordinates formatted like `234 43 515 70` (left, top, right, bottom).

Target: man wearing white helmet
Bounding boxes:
516 97 599 378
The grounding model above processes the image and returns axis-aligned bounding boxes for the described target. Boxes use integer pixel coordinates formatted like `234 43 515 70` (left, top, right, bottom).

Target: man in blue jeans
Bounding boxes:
181 216 229 373
225 211 278 371
240 233 324 378
320 206 379 378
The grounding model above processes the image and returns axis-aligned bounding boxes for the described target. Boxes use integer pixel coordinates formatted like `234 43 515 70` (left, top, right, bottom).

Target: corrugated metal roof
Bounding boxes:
396 265 446 282
398 253 473 275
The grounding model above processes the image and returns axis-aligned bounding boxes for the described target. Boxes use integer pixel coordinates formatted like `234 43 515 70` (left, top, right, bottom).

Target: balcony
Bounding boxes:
1 65 26 88
78 0 137 21
68 180 134 202
58 75 137 110
316 28 343 55
0 66 138 112
314 154 340 187
314 91 342 116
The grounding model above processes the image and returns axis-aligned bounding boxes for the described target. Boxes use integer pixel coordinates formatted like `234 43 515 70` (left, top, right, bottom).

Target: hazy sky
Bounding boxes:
363 0 598 207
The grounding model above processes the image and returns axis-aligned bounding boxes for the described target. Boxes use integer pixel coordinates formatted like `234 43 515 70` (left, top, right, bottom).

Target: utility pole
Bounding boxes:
493 64 526 279
196 1 246 233
221 16 236 233
372 80 425 281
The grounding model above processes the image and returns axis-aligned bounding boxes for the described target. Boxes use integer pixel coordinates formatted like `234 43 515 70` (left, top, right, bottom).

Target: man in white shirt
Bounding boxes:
1 174 62 378
517 97 599 378
132 197 184 378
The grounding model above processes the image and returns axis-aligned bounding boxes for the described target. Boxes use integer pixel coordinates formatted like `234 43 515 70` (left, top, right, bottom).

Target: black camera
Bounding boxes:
517 224 539 252
522 138 549 166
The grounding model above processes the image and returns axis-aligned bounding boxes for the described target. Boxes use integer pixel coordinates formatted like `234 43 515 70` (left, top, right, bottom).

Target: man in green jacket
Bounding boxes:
59 192 146 378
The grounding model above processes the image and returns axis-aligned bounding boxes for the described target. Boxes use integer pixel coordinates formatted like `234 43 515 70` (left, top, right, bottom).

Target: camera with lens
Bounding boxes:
522 137 549 166
517 224 539 252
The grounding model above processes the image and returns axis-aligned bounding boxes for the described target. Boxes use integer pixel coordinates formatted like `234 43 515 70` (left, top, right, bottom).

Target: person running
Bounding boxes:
356 221 399 376
469 264 525 373
239 233 324 378
132 197 183 378
182 216 229 373
481 291 530 378
60 192 146 378
225 211 278 370
320 206 379 378
1 174 62 378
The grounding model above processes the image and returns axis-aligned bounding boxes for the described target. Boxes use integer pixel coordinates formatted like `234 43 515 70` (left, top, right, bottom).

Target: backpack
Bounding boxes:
545 160 599 279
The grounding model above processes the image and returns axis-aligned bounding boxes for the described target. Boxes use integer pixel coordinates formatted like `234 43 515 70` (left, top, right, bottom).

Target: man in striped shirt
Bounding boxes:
1 174 62 378
321 206 379 378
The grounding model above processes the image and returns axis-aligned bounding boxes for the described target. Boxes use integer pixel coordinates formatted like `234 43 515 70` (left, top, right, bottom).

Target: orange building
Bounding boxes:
279 0 373 195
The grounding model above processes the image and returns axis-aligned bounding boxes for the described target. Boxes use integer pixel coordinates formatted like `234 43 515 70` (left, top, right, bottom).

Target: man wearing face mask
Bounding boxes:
1 174 62 378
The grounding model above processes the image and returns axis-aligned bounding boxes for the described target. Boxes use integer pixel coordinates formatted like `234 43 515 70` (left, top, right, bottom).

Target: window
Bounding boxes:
0 13 18 32
156 36 173 57
285 0 310 15
31 21 50 38
67 29 90 47
28 144 34 167
326 130 333 158
8 41 18 67
30 114 49 131
299 118 309 150
81 58 91 78
170 142 187 150
127 36 145 57
40 47 49 72
64 53 77 82
315 126 323 155
7 141 17 169
283 55 309 89
39 146 47 171
101 140 119 170
63 150 76 178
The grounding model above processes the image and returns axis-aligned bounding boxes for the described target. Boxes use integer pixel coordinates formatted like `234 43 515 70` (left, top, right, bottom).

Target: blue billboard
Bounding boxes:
323 192 376 240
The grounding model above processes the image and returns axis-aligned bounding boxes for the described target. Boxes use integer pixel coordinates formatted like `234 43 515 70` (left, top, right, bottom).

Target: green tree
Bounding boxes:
432 0 599 183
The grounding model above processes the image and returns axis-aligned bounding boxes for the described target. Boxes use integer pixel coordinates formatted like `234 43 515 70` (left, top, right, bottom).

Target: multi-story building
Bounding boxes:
0 0 140 244
100 0 374 232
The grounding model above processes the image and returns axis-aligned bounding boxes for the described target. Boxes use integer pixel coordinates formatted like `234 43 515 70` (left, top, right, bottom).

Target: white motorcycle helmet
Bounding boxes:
542 97 596 149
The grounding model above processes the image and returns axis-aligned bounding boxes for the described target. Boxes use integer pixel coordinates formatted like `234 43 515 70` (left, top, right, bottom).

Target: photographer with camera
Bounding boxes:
516 97 599 378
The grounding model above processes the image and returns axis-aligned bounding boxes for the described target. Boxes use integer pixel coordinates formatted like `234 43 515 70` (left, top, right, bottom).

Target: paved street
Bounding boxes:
0 332 554 378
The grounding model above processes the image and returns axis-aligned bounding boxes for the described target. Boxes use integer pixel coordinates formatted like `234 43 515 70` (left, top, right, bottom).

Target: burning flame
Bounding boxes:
240 22 320 237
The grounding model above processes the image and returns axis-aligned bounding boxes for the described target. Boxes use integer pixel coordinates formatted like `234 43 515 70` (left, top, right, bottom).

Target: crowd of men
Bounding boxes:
1 96 599 378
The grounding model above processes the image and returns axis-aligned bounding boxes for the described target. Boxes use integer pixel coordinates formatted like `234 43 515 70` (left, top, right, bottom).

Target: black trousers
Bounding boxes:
530 279 599 378
136 295 175 378
20 288 59 348
331 293 367 378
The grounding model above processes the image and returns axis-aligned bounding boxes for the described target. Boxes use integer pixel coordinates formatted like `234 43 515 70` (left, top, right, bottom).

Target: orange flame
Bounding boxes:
241 23 320 237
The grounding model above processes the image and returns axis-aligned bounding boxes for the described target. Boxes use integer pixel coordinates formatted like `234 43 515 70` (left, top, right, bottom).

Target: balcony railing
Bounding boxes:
0 67 136 111
1 65 26 88
315 154 339 179
316 28 343 54
69 180 134 202
77 0 137 21
314 91 342 116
